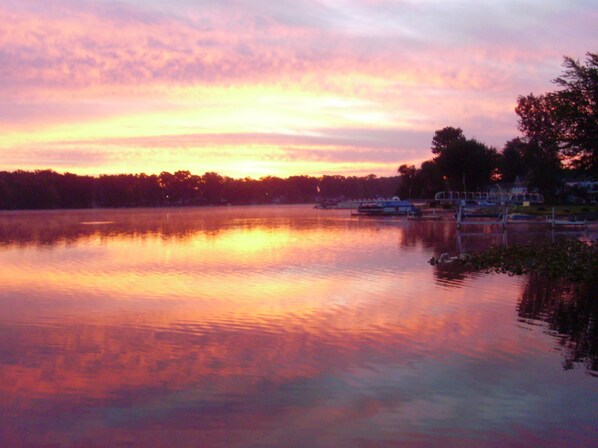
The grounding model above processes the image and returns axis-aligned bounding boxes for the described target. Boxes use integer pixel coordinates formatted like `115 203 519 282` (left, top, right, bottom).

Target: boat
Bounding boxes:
455 201 508 229
457 200 501 218
353 197 419 216
407 208 443 221
407 214 443 221
455 200 504 219
508 213 537 221
314 199 340 209
545 208 588 228
546 216 587 228
504 213 544 225
315 199 372 209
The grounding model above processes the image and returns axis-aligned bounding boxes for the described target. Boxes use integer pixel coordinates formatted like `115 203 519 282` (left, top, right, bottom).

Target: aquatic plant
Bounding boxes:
430 239 598 284
431 239 598 372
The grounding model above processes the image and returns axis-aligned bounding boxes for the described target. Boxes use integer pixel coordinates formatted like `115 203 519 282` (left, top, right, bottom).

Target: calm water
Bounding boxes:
0 205 596 447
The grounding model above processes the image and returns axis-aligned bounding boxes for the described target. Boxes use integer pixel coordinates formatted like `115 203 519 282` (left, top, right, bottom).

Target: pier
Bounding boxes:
455 204 508 230
456 205 589 230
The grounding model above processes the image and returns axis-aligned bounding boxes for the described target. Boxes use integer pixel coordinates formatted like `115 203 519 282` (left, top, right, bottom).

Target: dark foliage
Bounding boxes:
430 126 466 155
396 160 445 199
434 138 500 191
500 138 529 183
519 274 598 372
397 128 500 198
430 239 598 372
0 170 401 210
396 164 417 199
516 52 598 176
499 138 563 199
431 239 597 283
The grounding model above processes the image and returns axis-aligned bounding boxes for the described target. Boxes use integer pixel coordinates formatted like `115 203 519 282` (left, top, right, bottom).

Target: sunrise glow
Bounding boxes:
1 0 596 178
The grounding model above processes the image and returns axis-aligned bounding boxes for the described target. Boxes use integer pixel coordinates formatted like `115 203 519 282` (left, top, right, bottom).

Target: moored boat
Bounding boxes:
408 214 442 221
353 197 419 216
458 199 500 218
546 216 587 228
545 208 588 228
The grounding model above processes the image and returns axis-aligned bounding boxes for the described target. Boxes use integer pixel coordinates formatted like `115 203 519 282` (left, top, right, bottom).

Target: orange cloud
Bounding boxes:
0 0 595 176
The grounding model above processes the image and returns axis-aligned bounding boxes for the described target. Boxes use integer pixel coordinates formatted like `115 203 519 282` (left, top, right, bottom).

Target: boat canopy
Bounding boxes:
434 191 544 205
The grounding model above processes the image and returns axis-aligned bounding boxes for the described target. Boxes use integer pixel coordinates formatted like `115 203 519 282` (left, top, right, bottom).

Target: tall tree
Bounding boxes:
516 52 598 176
417 160 445 198
397 164 417 198
519 141 563 198
434 137 499 191
431 126 465 155
500 138 562 198
500 138 528 183
201 172 224 203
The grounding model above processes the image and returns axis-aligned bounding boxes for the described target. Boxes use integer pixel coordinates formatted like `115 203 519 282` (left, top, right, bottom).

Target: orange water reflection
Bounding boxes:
0 206 596 447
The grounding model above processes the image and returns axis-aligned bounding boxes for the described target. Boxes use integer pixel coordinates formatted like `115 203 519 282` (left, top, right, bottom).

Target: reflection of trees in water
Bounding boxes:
430 228 591 288
431 245 598 373
428 228 540 287
0 207 345 247
519 274 598 373
432 262 475 285
399 220 457 254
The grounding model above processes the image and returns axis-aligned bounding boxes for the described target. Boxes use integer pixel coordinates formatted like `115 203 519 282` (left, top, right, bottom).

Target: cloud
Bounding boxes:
3 0 593 93
0 0 596 176
32 128 428 151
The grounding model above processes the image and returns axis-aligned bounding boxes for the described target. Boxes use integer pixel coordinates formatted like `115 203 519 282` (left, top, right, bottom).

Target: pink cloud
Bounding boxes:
33 128 428 151
3 0 585 96
0 0 595 176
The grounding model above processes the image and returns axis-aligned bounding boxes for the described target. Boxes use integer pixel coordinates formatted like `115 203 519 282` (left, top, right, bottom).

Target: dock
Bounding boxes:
545 208 587 228
456 205 589 230
455 204 508 229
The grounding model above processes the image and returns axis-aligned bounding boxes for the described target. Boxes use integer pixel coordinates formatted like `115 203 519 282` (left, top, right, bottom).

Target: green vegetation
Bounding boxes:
431 239 598 284
508 204 598 217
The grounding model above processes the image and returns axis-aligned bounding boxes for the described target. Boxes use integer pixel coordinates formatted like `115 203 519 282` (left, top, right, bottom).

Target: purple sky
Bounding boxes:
1 0 596 177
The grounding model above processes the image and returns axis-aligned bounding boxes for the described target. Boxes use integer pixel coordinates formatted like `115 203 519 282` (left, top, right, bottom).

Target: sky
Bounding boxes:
1 0 596 178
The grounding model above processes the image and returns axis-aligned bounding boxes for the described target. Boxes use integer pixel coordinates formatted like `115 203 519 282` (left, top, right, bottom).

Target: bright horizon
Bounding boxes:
1 1 596 179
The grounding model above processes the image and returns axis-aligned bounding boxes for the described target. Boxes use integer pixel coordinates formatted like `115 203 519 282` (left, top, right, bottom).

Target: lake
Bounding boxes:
0 205 596 447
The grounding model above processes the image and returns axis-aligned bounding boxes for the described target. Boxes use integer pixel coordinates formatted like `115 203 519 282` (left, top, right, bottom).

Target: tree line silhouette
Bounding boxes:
0 170 400 210
2 53 595 210
397 52 597 201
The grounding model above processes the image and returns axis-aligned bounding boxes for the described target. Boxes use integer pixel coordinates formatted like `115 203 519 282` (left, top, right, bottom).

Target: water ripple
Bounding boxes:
1 206 596 447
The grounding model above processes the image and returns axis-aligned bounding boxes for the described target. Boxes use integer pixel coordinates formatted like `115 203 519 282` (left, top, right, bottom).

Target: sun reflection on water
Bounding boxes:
0 206 596 447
